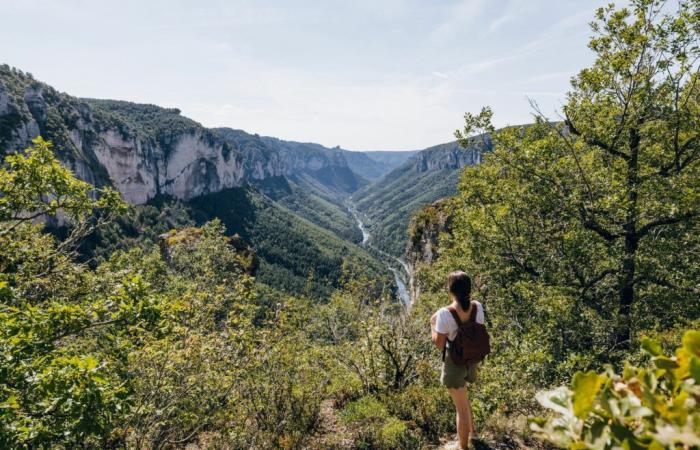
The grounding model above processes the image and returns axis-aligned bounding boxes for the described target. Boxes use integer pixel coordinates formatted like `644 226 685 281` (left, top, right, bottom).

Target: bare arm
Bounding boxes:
430 313 447 350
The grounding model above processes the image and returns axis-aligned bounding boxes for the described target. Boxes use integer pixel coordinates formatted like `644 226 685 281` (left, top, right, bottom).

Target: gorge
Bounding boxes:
0 63 483 303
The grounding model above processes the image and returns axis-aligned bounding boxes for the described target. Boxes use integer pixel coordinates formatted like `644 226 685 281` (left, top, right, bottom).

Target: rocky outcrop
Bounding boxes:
404 199 454 301
412 145 482 172
159 227 259 276
0 65 363 205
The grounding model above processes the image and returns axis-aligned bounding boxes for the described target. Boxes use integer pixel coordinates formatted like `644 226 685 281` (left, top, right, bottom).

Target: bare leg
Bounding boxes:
465 388 476 435
448 387 472 449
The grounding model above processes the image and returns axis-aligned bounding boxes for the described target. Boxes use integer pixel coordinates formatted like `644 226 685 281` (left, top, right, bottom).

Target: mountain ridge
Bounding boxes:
0 65 419 206
352 136 490 256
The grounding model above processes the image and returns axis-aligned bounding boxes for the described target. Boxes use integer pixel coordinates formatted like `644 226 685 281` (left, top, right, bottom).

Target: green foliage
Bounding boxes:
341 396 388 424
85 185 389 299
0 137 125 227
253 174 362 242
353 140 486 256
409 0 700 444
189 186 389 299
0 139 327 448
304 271 457 448
531 330 700 449
0 139 152 447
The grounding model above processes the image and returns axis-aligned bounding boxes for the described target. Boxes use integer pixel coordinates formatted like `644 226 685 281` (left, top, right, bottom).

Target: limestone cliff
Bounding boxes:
0 65 363 205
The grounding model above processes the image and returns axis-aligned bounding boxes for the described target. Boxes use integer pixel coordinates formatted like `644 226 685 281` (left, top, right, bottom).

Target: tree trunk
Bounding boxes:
617 127 640 348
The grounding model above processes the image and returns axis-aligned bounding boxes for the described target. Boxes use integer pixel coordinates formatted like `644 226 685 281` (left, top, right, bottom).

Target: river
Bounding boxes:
346 202 412 306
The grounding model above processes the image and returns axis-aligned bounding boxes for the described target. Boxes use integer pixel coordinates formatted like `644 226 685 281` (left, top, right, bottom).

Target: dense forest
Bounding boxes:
1 0 699 449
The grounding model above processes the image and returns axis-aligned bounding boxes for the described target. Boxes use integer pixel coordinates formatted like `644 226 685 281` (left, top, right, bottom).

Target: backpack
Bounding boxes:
443 302 491 366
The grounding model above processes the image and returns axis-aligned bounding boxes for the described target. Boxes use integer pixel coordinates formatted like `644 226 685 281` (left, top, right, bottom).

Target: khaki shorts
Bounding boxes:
440 356 478 389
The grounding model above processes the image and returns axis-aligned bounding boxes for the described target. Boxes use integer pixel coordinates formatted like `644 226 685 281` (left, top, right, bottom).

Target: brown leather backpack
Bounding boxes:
443 302 491 366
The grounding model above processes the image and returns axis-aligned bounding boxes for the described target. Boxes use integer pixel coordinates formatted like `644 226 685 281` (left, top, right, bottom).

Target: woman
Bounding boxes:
430 271 485 450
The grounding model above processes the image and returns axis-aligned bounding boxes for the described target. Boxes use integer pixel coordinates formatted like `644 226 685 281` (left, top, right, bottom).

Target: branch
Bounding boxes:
51 317 122 344
658 135 700 177
565 114 630 161
633 274 678 290
0 211 46 236
580 207 620 242
581 268 618 293
637 211 697 238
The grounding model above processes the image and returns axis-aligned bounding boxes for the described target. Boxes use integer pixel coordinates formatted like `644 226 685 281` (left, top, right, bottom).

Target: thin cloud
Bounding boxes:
488 0 531 32
429 0 487 43
520 71 574 84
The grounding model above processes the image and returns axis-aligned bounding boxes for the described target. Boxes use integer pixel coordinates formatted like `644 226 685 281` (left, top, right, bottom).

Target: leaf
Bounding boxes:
689 357 700 383
653 356 679 370
572 371 605 419
682 330 700 357
640 337 663 356
535 386 574 416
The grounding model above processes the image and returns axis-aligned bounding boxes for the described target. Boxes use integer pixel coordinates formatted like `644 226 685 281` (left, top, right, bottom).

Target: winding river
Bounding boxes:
346 202 412 306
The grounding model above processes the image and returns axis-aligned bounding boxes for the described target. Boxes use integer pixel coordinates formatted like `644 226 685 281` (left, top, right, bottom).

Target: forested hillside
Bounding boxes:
353 138 487 256
0 69 395 298
0 0 699 449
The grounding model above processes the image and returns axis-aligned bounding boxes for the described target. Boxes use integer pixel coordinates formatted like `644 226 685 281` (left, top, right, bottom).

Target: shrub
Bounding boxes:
386 385 454 444
531 330 700 448
341 396 388 425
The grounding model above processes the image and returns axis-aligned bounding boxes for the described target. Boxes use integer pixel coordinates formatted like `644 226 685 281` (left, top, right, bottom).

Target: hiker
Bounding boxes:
430 271 490 450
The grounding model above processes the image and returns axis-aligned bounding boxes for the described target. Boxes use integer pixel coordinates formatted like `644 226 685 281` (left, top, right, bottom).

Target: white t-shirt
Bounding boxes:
434 301 484 341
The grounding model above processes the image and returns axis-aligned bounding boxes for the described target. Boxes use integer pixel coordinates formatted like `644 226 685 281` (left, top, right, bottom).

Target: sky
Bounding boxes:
0 0 610 150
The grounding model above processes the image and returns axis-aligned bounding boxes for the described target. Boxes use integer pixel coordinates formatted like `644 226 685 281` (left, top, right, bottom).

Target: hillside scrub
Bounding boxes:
0 139 457 449
0 140 326 448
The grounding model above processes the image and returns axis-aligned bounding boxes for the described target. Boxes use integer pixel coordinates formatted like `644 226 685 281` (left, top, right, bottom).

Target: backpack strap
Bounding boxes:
447 306 462 326
468 301 478 323
443 307 460 362
449 304 478 324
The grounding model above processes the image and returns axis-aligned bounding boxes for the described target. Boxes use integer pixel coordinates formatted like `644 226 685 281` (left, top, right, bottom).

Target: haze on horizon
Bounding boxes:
0 0 609 150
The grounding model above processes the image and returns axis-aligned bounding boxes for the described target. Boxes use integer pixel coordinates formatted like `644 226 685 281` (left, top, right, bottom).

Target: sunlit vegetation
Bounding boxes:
412 0 700 446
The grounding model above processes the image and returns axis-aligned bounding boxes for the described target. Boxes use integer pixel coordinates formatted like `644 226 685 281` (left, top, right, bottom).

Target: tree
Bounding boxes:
561 0 700 346
0 138 147 447
452 0 700 356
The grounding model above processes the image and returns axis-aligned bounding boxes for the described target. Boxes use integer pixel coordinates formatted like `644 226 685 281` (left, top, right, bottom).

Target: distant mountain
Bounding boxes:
363 151 419 171
352 137 490 256
0 66 367 205
343 150 418 180
214 128 417 182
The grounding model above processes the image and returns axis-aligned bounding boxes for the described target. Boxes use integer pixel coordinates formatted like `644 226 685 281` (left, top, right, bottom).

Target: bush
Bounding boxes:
341 396 388 425
386 385 454 444
531 330 700 449
341 396 420 449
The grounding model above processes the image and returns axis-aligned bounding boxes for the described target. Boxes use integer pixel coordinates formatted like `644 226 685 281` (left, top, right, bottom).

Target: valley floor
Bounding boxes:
346 200 412 306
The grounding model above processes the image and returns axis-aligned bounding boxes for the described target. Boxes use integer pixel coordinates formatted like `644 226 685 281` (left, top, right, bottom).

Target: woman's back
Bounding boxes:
434 301 484 341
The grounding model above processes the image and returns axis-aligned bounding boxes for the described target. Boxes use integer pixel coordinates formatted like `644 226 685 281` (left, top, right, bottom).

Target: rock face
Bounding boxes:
351 135 490 256
0 65 363 205
408 139 486 173
404 199 454 301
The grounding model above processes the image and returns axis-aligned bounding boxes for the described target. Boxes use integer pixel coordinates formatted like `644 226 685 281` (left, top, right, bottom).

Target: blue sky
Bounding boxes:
1 0 609 150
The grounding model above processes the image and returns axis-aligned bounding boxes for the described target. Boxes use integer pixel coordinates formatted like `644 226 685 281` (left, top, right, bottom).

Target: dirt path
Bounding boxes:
308 399 354 449
434 433 534 450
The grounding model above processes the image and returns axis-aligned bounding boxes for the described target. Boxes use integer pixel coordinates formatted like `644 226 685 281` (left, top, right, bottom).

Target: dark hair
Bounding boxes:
447 271 472 310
